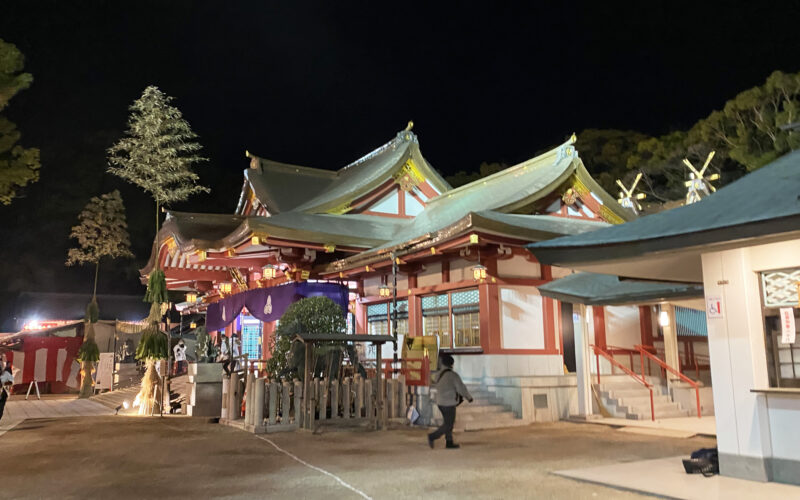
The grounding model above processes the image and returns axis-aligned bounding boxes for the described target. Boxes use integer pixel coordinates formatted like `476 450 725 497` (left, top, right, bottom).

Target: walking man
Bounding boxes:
427 353 472 449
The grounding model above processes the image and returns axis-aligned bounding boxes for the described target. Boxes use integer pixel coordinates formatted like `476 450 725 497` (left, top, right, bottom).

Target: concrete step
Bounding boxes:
627 408 691 420
460 418 529 432
470 397 505 406
457 411 518 423
616 395 672 406
602 388 666 399
458 404 510 414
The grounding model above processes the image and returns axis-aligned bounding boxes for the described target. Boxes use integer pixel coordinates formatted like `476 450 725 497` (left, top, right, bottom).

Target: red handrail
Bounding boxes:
635 345 702 418
591 344 655 421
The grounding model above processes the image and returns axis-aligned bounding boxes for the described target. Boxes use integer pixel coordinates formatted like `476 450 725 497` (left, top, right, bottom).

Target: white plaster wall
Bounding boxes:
702 247 773 463
766 396 800 460
740 239 800 462
455 354 563 379
417 262 442 288
499 286 545 349
604 305 641 348
496 255 541 279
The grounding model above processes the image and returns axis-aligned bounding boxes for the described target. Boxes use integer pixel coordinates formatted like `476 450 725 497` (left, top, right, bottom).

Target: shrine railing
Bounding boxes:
591 344 655 421
636 345 702 418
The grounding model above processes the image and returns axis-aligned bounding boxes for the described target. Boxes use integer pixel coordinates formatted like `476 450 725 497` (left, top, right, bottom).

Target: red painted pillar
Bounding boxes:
593 306 607 349
262 321 275 360
639 306 654 347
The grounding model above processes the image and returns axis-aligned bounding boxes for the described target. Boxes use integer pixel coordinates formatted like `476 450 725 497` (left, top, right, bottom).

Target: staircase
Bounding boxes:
454 384 528 431
595 375 689 420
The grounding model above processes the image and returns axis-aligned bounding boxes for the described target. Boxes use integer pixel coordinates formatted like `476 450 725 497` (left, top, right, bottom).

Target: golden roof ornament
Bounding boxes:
616 172 646 215
683 151 719 205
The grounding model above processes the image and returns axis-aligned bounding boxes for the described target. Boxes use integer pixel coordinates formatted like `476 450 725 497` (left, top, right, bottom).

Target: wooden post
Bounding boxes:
343 377 351 419
365 378 373 422
268 380 277 425
254 378 266 428
229 372 239 421
388 379 396 419
293 379 303 427
303 341 312 430
397 373 408 417
376 342 384 429
281 380 291 425
330 380 339 419
221 375 229 420
319 378 328 422
245 370 255 425
355 374 363 419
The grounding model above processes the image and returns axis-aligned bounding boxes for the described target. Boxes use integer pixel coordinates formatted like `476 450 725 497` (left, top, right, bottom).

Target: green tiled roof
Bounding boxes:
241 159 336 214
292 130 451 213
537 272 704 306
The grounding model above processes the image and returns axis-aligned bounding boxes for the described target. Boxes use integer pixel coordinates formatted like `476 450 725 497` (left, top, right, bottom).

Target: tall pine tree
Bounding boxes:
66 190 133 398
0 38 40 204
108 85 208 414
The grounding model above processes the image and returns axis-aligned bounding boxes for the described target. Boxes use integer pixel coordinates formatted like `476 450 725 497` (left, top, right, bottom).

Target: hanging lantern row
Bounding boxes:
219 282 233 294
185 292 198 303
379 284 392 297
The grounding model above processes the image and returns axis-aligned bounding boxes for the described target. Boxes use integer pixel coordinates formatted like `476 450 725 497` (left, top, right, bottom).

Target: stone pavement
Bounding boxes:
555 455 800 499
1 395 114 436
576 415 717 437
0 417 717 499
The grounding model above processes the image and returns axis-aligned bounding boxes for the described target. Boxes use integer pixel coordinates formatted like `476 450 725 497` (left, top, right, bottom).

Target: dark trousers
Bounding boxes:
429 405 457 444
0 389 7 421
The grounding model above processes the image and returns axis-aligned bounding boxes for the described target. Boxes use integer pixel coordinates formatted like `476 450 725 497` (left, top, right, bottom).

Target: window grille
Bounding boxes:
761 268 800 307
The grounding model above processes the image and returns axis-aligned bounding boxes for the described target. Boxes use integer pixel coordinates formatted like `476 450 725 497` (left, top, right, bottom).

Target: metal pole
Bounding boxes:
391 252 398 378
111 321 118 392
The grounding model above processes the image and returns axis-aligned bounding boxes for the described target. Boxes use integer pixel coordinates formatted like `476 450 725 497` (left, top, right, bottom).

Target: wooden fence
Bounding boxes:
221 371 407 433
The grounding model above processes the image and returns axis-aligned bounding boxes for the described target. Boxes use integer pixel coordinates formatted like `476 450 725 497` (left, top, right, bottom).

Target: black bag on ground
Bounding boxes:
682 447 719 477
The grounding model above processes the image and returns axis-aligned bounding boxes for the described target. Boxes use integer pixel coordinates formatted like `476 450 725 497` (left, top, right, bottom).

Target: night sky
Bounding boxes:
1 1 799 304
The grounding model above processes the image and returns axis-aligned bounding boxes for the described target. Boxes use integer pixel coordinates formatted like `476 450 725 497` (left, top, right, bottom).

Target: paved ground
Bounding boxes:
0 416 716 499
1 394 114 436
556 455 800 500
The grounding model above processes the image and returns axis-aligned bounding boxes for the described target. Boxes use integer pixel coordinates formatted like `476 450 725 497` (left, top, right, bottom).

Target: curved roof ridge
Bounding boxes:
425 135 576 206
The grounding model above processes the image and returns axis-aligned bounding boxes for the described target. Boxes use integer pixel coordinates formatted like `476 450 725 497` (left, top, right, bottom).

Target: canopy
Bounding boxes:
206 282 349 333
536 272 704 306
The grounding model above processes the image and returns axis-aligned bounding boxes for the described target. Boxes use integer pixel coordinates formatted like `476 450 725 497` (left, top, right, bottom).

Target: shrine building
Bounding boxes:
141 126 673 422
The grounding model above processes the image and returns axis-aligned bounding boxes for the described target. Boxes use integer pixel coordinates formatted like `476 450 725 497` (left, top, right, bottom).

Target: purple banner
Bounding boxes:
206 282 349 333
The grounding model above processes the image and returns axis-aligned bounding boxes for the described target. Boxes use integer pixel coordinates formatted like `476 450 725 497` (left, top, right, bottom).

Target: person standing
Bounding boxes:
0 364 13 422
173 340 187 375
427 353 472 449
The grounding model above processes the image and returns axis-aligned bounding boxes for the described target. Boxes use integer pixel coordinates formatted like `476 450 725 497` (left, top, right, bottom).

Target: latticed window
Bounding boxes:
761 268 800 307
394 300 409 336
422 294 450 349
367 301 408 336
452 290 480 347
367 303 388 336
422 289 480 349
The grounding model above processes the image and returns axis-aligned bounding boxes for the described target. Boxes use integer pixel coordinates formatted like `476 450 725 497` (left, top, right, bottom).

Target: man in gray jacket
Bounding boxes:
428 353 472 449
